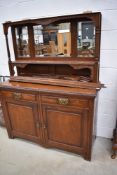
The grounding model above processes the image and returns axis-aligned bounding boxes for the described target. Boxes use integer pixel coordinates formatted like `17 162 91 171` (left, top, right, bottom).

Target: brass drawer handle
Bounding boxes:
12 92 22 100
57 98 69 105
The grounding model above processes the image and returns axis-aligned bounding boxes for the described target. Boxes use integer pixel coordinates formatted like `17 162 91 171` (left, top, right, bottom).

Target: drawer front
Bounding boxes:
41 95 88 108
2 91 36 102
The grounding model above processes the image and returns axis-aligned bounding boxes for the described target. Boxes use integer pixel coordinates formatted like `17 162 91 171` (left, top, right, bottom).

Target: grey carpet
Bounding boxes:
0 127 117 175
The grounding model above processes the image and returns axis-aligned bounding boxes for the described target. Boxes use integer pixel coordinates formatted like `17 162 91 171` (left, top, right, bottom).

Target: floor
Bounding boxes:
0 127 117 175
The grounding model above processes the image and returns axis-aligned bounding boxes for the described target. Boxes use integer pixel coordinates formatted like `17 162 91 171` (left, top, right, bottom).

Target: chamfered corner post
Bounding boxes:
3 22 15 76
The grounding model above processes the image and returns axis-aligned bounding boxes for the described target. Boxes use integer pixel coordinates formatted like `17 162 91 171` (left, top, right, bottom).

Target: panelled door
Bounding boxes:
42 105 89 154
3 99 41 143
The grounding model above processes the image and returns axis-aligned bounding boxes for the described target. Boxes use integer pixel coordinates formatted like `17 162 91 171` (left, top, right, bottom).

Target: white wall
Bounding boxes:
0 0 117 138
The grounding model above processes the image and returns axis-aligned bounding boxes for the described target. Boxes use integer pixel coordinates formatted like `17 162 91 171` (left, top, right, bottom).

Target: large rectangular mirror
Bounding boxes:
33 23 71 57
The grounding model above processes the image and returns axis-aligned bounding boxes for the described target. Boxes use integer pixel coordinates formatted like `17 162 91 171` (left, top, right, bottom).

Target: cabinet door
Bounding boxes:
42 105 88 154
4 100 40 143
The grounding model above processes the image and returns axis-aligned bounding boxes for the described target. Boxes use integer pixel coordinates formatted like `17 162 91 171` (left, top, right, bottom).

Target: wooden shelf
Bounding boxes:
10 76 103 90
12 60 97 68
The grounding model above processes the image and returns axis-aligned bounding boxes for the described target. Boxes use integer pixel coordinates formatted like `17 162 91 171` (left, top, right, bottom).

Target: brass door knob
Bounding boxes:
43 124 46 129
36 122 46 129
36 122 41 128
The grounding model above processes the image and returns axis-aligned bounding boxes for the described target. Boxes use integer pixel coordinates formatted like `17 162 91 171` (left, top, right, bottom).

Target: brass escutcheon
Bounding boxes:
12 92 22 100
57 98 69 105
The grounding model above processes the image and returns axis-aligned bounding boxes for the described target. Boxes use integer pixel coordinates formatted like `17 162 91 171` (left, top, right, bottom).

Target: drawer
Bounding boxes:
41 95 88 108
2 91 36 102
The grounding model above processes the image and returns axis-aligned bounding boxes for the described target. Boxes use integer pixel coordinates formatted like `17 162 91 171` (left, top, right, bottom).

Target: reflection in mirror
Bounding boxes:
33 23 71 57
15 26 30 57
77 21 95 57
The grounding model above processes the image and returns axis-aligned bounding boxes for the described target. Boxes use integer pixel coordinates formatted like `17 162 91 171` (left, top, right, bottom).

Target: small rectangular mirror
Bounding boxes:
77 21 95 57
15 26 30 57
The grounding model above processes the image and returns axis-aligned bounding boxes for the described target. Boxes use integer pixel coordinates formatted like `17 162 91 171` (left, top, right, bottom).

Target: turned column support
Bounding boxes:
3 22 15 76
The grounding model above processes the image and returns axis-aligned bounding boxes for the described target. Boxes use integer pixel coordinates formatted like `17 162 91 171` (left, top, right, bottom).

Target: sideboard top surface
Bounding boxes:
0 80 97 97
